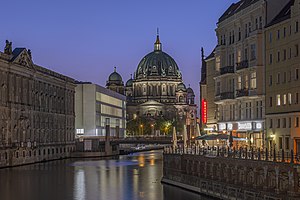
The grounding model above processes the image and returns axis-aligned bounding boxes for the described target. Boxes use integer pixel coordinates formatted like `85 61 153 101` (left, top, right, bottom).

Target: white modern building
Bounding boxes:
75 82 126 138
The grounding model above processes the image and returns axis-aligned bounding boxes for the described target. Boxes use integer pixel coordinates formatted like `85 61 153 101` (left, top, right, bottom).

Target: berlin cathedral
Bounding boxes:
106 34 197 137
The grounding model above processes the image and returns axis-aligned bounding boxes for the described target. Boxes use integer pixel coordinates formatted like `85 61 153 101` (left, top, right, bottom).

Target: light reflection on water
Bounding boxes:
0 150 213 200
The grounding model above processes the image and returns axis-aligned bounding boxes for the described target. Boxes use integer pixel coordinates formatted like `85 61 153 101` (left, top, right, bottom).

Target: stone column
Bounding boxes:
105 118 111 155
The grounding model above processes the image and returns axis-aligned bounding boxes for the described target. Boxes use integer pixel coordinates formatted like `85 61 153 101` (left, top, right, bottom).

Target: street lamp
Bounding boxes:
140 124 144 135
151 124 154 136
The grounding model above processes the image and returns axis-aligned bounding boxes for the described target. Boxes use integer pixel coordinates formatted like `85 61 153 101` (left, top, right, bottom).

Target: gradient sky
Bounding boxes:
1 0 237 108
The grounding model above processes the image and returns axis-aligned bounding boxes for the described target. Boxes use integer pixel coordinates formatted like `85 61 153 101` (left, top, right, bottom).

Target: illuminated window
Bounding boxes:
216 56 221 71
237 76 242 90
295 117 299 127
101 105 123 117
244 75 248 89
288 93 292 105
250 72 256 89
76 129 84 134
96 92 123 107
277 94 281 106
283 94 287 105
237 49 241 63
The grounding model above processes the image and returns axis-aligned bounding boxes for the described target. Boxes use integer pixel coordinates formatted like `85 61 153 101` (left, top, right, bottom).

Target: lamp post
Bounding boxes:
140 124 144 136
151 124 154 136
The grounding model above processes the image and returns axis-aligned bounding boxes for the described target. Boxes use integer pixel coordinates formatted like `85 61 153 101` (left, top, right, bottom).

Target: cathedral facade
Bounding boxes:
106 35 197 137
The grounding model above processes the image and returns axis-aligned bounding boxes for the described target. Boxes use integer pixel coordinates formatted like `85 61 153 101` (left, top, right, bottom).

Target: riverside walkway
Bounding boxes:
162 146 300 200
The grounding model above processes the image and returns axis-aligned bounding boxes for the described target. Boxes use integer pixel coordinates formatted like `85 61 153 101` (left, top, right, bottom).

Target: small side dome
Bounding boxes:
126 79 133 87
187 87 194 94
108 67 122 82
177 83 186 91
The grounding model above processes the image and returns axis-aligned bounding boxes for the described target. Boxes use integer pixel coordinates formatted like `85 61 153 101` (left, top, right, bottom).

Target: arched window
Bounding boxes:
179 96 184 102
162 84 166 93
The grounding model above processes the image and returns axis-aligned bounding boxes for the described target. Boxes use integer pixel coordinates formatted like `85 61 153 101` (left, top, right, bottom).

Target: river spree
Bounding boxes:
0 150 213 200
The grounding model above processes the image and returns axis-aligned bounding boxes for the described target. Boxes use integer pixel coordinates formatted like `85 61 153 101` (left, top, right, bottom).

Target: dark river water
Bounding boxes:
0 150 213 200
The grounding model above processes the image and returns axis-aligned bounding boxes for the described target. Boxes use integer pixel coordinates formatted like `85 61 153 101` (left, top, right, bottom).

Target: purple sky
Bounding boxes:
1 0 236 108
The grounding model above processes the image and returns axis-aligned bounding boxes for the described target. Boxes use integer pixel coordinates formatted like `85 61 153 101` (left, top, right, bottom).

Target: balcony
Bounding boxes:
220 92 235 100
236 60 249 71
220 66 234 75
236 88 258 98
236 89 249 98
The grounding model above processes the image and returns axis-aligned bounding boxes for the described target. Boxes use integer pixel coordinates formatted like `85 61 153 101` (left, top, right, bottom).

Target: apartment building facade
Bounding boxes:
210 0 289 148
265 0 300 153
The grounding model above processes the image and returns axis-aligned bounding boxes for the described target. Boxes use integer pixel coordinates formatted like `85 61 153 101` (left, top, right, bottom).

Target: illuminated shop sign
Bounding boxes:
218 123 226 130
255 122 262 130
227 123 233 130
201 99 207 124
238 122 252 130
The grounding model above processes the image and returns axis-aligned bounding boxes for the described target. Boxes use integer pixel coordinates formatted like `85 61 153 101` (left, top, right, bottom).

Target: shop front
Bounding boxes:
218 121 264 149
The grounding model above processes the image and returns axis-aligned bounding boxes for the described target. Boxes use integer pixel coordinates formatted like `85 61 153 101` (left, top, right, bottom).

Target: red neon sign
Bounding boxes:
201 99 207 124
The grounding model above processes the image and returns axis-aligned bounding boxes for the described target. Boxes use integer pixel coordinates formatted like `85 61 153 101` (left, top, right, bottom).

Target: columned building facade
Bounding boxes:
0 41 75 168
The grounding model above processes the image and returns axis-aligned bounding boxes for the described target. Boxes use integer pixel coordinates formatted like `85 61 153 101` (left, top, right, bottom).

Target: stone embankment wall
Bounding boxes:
162 152 300 200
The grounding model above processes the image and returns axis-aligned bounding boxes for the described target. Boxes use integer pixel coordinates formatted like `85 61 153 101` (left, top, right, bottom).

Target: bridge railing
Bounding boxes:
164 145 300 164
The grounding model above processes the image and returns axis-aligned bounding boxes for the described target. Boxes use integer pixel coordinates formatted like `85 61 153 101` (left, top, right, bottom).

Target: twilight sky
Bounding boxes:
1 0 236 108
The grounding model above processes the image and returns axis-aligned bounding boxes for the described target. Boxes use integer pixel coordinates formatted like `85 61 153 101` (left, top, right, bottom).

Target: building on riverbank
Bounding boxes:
200 48 218 134
0 41 76 168
106 34 198 138
265 0 300 153
201 0 290 148
75 82 126 138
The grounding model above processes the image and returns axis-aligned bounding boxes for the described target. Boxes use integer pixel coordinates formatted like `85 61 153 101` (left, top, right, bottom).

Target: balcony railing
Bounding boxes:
236 60 249 71
220 92 235 100
236 89 249 97
220 66 234 75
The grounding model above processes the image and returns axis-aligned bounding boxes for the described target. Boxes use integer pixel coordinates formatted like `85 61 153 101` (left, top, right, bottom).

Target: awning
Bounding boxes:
195 134 247 141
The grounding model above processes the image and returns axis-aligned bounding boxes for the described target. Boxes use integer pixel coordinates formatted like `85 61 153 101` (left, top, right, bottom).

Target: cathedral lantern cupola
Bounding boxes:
154 30 162 51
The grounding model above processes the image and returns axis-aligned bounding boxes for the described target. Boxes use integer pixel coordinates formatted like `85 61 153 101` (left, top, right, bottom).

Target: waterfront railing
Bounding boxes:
164 145 300 164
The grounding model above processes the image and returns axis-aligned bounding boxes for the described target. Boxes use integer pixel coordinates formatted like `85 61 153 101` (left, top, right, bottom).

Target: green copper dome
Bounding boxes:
135 35 182 79
108 67 122 82
126 78 133 87
177 83 186 91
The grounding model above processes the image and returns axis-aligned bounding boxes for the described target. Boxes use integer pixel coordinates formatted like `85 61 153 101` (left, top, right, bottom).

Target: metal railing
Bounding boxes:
220 66 234 75
220 92 235 100
236 60 249 71
164 145 300 164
